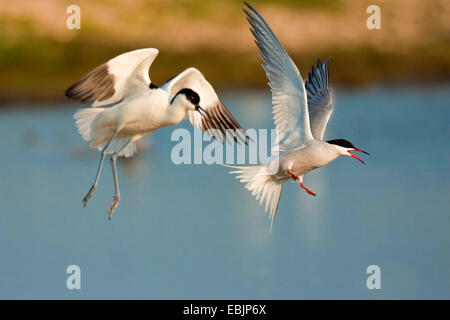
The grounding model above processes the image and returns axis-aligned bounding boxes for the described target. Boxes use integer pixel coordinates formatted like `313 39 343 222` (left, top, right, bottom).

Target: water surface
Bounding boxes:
0 87 448 299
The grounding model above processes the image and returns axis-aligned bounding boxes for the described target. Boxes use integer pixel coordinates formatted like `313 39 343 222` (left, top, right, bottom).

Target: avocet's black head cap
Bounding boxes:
172 88 200 105
326 139 355 149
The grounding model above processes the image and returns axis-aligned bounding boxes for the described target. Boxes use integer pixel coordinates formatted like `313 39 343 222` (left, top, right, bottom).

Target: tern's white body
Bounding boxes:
253 141 343 186
274 141 342 180
227 4 368 231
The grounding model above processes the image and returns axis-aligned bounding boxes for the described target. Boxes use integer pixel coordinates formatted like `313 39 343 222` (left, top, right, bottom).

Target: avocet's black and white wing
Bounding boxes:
244 2 314 150
162 67 247 144
65 48 159 107
305 59 333 140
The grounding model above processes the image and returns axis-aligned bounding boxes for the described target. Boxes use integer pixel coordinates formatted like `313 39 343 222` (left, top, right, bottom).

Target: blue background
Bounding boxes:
0 87 449 299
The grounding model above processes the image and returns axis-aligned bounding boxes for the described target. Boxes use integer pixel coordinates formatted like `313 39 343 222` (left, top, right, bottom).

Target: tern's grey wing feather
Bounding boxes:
244 3 313 148
305 59 333 140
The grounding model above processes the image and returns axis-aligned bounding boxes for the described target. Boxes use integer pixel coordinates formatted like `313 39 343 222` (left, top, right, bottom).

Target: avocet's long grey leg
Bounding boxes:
107 155 120 219
82 131 119 207
107 139 132 219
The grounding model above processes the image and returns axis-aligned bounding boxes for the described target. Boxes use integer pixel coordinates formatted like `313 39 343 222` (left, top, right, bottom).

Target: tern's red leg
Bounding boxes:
287 170 299 181
287 170 316 196
300 183 316 196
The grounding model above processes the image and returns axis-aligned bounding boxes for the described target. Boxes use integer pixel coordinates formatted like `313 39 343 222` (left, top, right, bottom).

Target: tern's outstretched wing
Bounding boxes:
162 67 247 144
244 2 314 148
305 59 333 140
65 48 159 107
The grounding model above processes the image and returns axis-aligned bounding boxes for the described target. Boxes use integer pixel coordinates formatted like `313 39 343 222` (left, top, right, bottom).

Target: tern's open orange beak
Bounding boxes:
348 148 369 165
349 151 365 165
354 148 369 155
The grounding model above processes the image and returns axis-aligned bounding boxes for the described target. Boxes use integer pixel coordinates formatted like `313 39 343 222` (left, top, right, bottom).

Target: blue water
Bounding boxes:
0 87 449 299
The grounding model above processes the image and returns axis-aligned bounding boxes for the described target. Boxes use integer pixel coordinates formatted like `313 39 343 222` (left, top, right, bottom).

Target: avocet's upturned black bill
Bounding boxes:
226 3 369 231
66 48 248 218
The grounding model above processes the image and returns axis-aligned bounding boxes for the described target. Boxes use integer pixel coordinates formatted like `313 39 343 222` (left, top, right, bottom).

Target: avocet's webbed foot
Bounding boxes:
107 154 122 219
107 195 120 219
82 184 97 207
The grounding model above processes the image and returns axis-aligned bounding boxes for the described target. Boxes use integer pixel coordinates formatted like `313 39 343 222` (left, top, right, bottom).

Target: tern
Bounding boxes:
226 3 369 230
66 48 247 218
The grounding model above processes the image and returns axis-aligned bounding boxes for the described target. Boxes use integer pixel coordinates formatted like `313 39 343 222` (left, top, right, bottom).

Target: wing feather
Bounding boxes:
65 48 159 107
305 59 333 140
244 3 314 148
162 68 247 144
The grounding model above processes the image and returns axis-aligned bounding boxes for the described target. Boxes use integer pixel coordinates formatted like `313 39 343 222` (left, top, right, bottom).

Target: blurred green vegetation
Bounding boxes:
0 0 449 104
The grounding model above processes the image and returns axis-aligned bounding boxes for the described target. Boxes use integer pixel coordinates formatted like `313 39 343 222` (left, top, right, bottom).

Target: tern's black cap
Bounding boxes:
326 139 355 149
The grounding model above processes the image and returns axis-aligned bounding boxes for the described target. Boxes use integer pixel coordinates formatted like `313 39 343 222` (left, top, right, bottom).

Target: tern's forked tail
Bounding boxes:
225 164 283 232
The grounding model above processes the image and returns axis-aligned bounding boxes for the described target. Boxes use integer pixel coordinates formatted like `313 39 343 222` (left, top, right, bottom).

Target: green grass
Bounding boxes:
0 0 448 104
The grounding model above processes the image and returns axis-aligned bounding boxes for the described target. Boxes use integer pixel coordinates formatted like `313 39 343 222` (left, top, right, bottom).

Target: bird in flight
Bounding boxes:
66 48 247 218
227 3 369 231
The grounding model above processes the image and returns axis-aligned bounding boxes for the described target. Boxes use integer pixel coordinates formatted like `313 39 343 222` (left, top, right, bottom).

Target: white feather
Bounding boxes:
226 164 283 232
74 107 137 157
161 67 246 143
74 108 105 141
93 48 159 107
96 137 137 158
245 3 314 150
